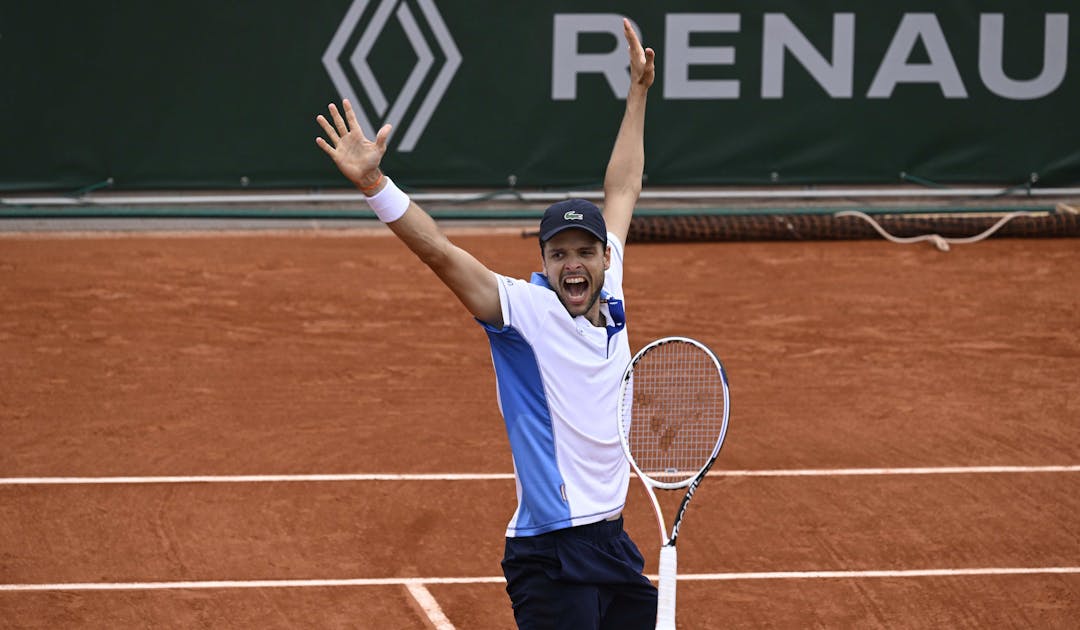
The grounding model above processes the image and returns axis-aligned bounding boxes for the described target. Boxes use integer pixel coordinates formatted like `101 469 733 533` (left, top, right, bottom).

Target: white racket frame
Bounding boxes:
617 336 730 630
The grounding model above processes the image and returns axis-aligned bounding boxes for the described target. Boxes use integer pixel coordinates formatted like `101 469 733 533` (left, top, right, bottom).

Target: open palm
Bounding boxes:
315 99 391 188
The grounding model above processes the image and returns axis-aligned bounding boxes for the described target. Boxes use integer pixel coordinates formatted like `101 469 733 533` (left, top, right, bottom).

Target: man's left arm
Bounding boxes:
602 18 656 245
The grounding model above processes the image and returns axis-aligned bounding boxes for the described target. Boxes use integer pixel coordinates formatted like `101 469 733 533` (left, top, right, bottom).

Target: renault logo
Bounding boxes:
322 0 461 152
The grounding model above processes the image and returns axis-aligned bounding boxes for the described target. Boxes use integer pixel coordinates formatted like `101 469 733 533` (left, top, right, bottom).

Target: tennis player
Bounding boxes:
316 18 656 629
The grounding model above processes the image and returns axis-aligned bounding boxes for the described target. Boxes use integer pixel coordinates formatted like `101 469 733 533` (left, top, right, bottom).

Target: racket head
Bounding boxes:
617 336 730 490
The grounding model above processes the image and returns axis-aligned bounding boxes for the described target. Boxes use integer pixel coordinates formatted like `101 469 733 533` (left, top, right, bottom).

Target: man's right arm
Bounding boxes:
315 100 502 327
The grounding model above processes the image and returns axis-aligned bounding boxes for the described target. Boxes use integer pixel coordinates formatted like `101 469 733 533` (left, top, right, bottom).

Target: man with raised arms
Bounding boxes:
316 18 656 629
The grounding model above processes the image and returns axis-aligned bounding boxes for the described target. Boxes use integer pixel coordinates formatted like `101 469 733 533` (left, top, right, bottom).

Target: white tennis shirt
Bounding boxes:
479 233 631 537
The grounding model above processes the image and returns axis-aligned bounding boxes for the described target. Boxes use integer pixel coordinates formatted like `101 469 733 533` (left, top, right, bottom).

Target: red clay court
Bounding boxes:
2 230 1078 628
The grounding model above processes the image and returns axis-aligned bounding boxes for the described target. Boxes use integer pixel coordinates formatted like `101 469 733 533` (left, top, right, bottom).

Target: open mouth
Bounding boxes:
562 275 590 305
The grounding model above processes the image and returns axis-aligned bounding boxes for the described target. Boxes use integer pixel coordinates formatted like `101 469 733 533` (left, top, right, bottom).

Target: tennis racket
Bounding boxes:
617 336 731 630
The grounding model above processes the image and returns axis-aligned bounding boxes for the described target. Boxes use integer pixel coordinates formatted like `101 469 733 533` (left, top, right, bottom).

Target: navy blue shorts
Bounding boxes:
501 517 658 630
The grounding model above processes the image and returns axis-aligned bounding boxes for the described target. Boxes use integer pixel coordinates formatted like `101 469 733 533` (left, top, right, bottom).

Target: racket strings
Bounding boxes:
622 340 727 485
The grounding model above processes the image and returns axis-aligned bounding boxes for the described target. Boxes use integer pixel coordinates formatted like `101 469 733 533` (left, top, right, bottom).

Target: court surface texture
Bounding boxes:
2 229 1078 628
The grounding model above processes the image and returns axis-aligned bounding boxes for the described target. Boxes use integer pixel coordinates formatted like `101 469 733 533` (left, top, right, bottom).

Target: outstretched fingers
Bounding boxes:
315 135 335 157
316 100 374 156
623 18 641 54
622 17 655 88
374 123 392 151
316 114 339 146
342 99 362 134
328 102 350 137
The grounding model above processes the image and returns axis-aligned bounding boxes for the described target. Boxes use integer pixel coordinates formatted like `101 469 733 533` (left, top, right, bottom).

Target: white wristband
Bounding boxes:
365 176 410 223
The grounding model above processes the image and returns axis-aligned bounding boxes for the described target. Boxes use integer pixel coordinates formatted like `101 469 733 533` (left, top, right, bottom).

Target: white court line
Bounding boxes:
0 577 506 591
677 567 1080 580
0 473 514 485
405 583 455 630
4 567 1079 592
1 465 1078 485
716 465 1080 477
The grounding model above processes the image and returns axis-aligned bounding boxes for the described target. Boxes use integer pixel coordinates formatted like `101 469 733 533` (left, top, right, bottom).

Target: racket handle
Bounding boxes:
655 544 677 630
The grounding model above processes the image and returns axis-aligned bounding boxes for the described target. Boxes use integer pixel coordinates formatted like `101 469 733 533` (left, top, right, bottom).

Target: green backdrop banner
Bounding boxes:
1 1 1077 191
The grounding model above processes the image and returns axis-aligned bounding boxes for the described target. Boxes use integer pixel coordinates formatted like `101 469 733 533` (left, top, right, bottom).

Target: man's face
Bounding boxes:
541 229 610 320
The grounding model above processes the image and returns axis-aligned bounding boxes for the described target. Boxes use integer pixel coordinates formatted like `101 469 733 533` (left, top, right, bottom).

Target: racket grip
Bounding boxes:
655 544 677 630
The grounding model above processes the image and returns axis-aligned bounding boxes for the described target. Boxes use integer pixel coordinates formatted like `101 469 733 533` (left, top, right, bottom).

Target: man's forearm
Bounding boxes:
604 84 649 197
386 200 451 266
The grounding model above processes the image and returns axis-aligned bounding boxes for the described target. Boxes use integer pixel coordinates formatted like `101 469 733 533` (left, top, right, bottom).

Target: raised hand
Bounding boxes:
623 18 655 90
315 99 392 191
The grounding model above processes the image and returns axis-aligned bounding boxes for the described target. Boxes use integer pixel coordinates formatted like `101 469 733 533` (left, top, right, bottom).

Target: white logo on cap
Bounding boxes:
564 211 584 221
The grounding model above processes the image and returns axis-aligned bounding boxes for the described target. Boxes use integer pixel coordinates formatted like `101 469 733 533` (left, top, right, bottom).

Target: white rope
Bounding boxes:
834 210 1036 252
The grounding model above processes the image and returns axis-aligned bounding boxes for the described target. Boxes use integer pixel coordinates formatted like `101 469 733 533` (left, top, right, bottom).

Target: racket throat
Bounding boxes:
638 474 668 544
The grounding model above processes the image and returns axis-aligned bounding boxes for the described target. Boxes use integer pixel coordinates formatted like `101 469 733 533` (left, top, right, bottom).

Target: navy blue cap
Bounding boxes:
538 199 607 244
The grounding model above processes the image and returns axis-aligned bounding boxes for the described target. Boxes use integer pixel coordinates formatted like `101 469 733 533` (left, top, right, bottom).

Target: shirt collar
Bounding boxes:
530 272 626 336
